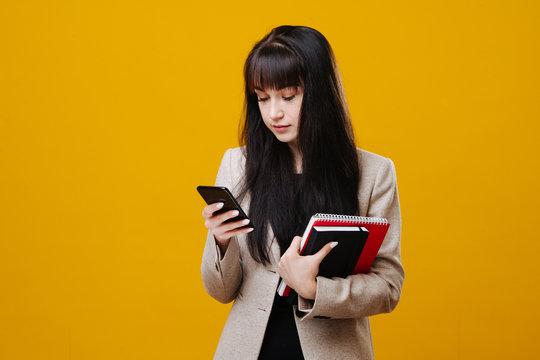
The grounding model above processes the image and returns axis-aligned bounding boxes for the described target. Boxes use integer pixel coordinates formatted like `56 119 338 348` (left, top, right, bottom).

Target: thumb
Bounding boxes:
312 241 338 263
290 236 303 255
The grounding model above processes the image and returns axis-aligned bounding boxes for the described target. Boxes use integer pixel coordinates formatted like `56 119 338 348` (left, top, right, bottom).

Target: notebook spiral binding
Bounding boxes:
313 213 388 225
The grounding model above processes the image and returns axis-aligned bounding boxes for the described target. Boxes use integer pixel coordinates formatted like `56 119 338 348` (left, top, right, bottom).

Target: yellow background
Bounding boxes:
1 0 539 359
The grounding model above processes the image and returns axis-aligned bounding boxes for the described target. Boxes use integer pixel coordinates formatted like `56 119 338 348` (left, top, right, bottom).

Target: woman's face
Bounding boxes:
254 85 304 148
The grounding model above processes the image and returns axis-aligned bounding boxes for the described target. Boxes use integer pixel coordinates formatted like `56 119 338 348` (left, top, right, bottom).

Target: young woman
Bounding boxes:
200 25 404 360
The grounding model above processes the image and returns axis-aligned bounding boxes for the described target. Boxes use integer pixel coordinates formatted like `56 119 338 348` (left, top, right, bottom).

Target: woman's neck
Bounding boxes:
288 141 302 174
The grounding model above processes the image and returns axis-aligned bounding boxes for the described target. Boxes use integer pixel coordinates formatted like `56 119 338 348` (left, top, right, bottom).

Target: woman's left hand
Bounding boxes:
278 236 337 300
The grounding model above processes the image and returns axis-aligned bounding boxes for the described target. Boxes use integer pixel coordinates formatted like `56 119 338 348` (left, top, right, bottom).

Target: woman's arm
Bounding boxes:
296 157 404 320
201 229 243 304
200 149 244 304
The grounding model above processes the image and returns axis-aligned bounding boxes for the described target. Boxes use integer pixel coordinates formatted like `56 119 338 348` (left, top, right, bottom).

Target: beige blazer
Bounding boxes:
201 147 404 360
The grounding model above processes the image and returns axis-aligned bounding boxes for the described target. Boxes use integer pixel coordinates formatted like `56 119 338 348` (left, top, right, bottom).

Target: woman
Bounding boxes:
200 25 404 360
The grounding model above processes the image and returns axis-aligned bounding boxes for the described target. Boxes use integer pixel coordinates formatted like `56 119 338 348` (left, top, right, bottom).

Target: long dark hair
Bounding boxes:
237 25 360 265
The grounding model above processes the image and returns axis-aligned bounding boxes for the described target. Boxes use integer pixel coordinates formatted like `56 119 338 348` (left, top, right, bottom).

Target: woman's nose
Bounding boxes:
269 100 284 120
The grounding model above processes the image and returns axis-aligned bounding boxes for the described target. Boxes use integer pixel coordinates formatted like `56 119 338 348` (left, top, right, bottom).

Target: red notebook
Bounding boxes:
277 213 390 297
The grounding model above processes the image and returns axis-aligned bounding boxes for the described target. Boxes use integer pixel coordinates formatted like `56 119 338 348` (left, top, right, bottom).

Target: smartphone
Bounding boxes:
197 185 254 229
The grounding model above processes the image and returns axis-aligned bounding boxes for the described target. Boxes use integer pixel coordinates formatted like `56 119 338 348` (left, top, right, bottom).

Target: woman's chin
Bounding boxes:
273 133 297 144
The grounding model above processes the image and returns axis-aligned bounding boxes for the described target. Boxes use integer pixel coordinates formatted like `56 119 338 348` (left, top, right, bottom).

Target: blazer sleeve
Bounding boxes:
296 157 404 320
200 148 243 304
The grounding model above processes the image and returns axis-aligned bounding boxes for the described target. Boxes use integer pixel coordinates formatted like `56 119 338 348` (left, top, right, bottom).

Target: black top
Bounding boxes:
258 174 305 359
258 293 305 359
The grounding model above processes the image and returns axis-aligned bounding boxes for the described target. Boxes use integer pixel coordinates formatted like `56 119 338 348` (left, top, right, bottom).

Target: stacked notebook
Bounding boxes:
277 213 390 297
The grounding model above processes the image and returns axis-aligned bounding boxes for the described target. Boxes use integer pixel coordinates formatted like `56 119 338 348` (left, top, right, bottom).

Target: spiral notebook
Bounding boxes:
277 213 390 297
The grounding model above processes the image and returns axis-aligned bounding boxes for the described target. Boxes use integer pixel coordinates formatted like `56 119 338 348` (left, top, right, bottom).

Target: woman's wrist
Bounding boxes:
298 279 317 300
213 235 230 258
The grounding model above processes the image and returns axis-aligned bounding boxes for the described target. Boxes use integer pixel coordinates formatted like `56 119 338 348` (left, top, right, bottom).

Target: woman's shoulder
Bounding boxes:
355 147 396 180
222 146 247 167
226 146 393 169
227 146 246 158
356 147 392 166
225 146 394 170
218 146 247 177
215 147 247 194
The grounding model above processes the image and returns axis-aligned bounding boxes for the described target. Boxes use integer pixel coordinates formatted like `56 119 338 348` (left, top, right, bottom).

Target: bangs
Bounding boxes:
246 44 304 94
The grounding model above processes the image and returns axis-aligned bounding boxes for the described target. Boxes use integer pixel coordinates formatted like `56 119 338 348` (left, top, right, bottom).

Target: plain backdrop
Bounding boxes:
1 1 539 359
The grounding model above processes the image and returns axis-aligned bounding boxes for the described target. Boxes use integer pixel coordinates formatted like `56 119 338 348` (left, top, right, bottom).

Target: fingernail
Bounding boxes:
232 210 239 216
216 202 224 209
330 242 338 248
242 219 249 225
246 227 254 232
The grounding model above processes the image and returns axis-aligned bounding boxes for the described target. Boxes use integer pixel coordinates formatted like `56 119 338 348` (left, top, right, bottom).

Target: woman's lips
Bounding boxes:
273 125 290 133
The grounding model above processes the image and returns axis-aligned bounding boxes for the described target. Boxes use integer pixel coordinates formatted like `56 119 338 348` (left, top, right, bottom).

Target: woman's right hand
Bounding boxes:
202 202 254 253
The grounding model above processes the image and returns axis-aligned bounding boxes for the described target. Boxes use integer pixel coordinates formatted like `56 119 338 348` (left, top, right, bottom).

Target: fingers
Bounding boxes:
221 225 254 238
202 202 253 242
201 202 224 218
312 241 338 263
202 203 244 225
217 217 251 234
202 203 236 226
212 220 254 243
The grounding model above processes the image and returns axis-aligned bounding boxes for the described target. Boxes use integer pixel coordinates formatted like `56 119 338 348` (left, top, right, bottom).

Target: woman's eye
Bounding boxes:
257 97 268 102
283 95 295 101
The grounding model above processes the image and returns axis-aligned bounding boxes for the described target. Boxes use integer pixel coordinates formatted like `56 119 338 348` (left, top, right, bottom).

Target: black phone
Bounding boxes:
197 185 254 229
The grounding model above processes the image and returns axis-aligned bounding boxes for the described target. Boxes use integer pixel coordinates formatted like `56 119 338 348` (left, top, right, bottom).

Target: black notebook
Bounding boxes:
283 226 369 306
303 226 369 278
